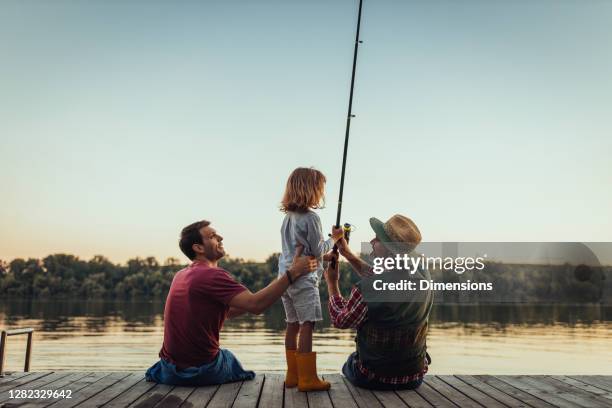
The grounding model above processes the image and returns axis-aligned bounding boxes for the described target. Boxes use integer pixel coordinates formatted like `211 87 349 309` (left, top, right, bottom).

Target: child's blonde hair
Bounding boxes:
280 167 326 213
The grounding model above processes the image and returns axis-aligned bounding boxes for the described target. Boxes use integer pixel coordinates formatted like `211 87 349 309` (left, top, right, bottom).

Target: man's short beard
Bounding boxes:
205 249 224 261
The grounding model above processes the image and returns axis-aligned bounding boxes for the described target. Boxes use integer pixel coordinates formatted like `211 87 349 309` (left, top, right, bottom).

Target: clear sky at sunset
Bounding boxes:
1 0 611 263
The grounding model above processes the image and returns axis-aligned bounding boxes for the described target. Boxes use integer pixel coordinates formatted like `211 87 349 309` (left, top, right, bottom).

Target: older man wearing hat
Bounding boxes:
326 214 433 390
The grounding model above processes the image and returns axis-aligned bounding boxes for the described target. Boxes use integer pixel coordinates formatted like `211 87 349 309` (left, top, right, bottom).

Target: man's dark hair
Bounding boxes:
179 220 211 260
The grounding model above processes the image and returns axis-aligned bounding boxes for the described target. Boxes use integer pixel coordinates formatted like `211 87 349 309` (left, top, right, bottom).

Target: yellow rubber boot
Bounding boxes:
296 352 331 392
285 349 298 388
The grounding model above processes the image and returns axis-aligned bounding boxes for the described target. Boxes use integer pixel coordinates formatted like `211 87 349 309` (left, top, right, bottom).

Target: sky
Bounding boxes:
1 0 611 264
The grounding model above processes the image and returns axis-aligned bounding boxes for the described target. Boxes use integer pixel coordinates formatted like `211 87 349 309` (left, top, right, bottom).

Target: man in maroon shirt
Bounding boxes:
146 220 317 386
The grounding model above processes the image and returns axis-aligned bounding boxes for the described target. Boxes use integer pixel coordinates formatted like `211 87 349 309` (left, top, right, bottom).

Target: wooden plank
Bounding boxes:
0 372 54 393
0 372 70 395
284 386 307 408
0 372 32 385
454 375 532 408
307 388 333 408
582 376 612 388
49 372 131 408
553 376 612 400
341 376 383 408
395 388 434 408
153 385 195 408
422 376 483 408
570 376 612 392
0 372 75 404
16 372 97 407
414 381 458 408
74 372 144 407
3 372 611 408
233 374 264 408
20 372 79 391
495 375 594 408
473 376 555 408
125 383 173 408
206 381 242 408
258 374 283 408
438 375 505 408
180 384 219 407
322 374 358 408
35 373 112 408
101 378 156 408
527 375 611 408
372 390 408 408
4 328 34 336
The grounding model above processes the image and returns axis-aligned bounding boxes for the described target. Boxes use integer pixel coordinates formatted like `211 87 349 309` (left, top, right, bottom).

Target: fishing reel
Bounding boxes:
329 223 354 241
342 223 354 243
330 223 355 269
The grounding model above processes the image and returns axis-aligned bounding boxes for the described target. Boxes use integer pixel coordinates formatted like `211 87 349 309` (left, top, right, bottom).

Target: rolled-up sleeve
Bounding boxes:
328 286 368 329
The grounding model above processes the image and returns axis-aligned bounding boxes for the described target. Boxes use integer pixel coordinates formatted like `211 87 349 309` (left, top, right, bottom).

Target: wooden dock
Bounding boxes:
0 372 611 407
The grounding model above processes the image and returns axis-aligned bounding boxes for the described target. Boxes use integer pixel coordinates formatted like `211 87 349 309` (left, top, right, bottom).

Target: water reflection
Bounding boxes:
2 300 610 333
1 300 611 374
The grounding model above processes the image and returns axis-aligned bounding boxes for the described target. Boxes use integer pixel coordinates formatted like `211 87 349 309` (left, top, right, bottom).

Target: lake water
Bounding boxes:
1 300 611 374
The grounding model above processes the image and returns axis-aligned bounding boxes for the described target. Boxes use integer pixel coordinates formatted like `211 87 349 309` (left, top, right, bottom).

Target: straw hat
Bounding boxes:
369 214 421 253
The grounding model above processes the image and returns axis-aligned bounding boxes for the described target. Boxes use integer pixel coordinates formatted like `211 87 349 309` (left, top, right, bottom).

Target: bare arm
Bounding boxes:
227 307 247 319
335 236 373 277
229 255 317 315
325 255 341 297
344 249 372 277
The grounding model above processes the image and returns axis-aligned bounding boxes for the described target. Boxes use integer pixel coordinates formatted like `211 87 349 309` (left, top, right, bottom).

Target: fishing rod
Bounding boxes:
331 0 363 269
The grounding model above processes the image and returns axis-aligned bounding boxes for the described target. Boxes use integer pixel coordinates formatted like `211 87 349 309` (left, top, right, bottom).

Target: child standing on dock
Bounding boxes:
278 167 342 392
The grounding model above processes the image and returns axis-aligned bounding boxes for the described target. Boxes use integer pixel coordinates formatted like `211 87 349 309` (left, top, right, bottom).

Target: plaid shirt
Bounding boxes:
329 286 428 384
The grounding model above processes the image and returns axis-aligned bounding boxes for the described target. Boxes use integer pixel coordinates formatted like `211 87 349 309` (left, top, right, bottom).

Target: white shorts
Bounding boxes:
281 273 323 324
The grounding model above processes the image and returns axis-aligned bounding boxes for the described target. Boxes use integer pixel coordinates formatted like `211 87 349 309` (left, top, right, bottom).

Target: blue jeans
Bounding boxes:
145 349 255 386
342 352 424 391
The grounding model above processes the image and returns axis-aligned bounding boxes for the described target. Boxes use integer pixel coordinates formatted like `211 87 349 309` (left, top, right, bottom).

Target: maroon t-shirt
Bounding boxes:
159 262 247 368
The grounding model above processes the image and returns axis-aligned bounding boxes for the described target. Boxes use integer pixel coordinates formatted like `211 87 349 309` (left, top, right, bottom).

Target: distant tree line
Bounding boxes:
0 254 359 300
430 262 609 303
0 255 608 302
